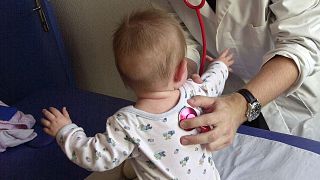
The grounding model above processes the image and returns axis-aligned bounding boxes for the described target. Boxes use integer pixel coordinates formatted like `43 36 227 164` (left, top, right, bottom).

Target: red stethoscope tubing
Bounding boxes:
183 0 207 75
180 0 211 133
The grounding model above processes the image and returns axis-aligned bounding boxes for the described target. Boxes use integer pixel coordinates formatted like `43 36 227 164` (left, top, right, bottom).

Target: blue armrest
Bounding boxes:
1 88 132 179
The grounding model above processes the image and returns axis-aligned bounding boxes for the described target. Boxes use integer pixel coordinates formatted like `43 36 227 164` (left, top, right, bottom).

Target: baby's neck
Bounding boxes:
134 89 181 114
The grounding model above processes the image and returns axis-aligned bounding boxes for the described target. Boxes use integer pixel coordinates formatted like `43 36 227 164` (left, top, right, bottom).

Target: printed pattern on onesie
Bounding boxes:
56 61 227 180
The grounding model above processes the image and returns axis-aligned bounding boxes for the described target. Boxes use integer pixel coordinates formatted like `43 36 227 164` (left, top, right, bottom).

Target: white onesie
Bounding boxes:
56 61 228 180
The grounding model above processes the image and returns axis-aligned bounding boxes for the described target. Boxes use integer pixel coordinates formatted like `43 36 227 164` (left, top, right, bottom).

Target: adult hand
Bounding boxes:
180 93 247 151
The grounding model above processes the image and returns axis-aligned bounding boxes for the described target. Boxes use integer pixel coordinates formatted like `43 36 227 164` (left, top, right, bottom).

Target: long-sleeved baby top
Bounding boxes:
56 61 228 180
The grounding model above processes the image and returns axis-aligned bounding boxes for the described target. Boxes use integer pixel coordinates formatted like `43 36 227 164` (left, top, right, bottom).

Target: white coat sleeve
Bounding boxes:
263 0 320 95
56 116 137 172
170 13 201 70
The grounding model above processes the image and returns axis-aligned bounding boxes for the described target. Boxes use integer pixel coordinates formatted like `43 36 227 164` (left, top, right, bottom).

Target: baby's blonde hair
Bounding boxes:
113 9 186 91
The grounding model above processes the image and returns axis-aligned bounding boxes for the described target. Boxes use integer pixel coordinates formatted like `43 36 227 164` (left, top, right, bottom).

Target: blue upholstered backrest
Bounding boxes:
0 0 75 105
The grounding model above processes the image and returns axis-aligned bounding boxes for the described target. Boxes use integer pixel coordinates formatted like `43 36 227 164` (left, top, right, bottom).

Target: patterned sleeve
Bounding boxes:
200 61 229 97
169 13 201 69
185 61 229 97
55 116 136 172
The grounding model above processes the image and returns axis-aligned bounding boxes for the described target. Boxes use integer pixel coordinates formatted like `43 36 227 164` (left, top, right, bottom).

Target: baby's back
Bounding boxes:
116 105 220 180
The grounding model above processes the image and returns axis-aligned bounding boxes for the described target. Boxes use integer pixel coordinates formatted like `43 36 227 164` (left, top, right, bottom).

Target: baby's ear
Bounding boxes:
174 59 188 83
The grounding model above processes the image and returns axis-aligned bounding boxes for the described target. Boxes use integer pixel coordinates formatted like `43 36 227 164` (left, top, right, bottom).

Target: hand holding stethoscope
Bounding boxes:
178 0 211 133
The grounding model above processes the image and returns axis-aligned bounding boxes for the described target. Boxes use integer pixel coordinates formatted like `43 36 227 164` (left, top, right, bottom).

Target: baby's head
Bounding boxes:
113 9 186 93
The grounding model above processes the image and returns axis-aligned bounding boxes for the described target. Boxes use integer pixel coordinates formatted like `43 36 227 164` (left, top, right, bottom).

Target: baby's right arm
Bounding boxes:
56 116 137 172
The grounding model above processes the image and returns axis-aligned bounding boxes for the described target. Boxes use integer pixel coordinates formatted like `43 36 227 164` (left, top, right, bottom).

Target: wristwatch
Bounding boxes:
236 89 262 122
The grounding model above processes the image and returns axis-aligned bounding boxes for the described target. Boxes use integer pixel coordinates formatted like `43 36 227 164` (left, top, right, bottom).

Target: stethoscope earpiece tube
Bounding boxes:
183 0 207 75
179 0 211 133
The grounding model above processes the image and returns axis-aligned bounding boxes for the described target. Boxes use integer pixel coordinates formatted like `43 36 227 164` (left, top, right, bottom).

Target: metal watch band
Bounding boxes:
237 88 262 122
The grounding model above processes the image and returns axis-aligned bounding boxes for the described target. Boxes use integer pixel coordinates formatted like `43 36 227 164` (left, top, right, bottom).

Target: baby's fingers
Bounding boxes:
191 74 203 84
218 48 230 59
206 55 215 62
225 58 234 67
225 53 233 61
42 109 55 120
62 107 70 119
49 107 63 117
41 118 51 127
43 127 55 137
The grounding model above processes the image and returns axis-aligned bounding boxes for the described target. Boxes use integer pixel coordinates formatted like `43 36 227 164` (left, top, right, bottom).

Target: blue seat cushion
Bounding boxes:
1 88 133 179
0 105 18 121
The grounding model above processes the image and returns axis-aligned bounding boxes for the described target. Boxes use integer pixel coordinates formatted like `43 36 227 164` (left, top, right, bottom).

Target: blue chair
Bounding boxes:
1 1 319 179
0 0 132 179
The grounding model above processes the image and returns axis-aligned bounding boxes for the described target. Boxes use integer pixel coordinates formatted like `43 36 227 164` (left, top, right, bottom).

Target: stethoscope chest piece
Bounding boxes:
179 106 211 133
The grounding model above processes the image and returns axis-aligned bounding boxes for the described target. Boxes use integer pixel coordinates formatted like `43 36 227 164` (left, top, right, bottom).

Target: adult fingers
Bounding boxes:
181 122 235 150
187 96 215 109
180 113 215 130
180 124 224 146
205 135 233 151
180 130 214 145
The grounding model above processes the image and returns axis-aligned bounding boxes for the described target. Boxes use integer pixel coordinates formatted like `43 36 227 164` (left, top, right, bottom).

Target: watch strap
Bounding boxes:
237 89 256 104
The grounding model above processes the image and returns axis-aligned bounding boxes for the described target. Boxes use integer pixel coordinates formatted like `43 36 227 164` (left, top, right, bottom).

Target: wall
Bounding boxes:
50 0 154 101
48 1 175 179
46 1 243 179
50 0 242 103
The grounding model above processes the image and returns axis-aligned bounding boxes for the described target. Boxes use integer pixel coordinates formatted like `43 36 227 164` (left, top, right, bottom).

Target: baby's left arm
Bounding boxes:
199 49 234 96
200 61 229 97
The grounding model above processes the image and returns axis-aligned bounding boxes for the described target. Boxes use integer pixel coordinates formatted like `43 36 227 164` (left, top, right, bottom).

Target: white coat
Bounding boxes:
166 0 320 141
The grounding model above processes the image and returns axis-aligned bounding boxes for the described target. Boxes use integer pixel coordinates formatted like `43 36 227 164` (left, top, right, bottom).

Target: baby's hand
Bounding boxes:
41 107 72 137
207 48 234 72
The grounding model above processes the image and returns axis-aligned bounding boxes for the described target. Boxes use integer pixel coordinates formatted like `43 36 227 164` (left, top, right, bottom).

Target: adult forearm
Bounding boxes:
245 55 299 106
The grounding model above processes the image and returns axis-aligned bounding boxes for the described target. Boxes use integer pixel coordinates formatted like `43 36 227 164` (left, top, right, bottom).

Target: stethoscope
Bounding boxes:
178 0 211 133
179 106 211 133
183 0 207 75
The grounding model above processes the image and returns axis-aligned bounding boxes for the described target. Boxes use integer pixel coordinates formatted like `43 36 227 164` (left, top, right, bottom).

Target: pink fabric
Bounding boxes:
0 101 37 152
0 101 8 107
0 111 36 130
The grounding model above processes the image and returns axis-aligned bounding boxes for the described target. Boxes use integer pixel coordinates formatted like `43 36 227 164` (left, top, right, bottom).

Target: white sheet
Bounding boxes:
212 134 320 180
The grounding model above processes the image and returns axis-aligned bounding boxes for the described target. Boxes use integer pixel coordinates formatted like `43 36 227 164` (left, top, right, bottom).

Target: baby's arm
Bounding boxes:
42 108 136 171
199 49 234 96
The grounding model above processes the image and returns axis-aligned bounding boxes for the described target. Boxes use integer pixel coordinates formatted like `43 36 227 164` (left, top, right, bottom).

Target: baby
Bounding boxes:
41 9 233 180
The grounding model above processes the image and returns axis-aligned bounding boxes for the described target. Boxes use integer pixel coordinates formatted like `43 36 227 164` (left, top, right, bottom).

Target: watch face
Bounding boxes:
247 101 262 121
